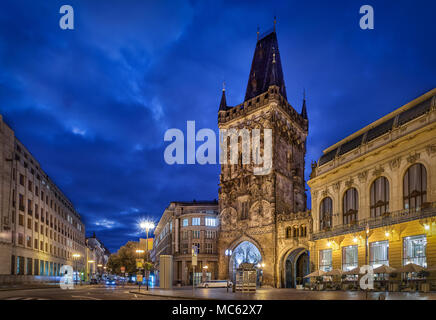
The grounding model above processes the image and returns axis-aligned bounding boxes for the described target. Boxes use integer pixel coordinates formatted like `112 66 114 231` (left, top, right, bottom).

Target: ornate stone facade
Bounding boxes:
216 30 311 288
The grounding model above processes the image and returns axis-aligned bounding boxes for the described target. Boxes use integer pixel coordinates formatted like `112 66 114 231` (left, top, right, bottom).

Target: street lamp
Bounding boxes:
139 220 155 290
72 254 81 285
225 249 232 292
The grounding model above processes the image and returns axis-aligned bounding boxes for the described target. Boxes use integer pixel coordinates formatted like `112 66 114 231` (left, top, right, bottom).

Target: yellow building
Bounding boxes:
308 89 436 279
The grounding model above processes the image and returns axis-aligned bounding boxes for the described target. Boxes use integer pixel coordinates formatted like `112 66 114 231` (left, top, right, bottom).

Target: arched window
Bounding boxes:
286 227 292 239
403 163 427 210
370 177 390 217
343 188 358 225
293 226 299 238
320 197 333 230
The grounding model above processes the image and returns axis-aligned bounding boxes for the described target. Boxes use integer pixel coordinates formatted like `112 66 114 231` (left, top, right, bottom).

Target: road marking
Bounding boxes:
71 295 102 300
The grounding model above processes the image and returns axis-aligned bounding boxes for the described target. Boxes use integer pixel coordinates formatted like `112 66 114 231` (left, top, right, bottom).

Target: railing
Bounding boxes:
312 201 436 240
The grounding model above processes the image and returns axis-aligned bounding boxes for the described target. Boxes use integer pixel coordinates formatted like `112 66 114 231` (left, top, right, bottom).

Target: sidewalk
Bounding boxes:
0 282 95 291
129 287 436 300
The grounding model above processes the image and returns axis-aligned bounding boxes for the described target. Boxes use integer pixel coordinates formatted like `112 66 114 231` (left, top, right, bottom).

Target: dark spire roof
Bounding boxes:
301 90 308 120
219 85 227 111
244 30 287 101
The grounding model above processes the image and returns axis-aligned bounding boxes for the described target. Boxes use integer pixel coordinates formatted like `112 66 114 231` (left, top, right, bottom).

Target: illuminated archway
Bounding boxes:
228 241 262 283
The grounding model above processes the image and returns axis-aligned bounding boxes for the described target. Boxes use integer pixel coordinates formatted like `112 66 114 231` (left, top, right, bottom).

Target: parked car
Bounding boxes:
90 278 99 285
197 280 232 288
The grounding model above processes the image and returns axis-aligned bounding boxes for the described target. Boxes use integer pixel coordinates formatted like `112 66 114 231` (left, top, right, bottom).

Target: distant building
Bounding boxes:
309 89 436 276
86 233 110 279
152 200 219 286
0 115 86 284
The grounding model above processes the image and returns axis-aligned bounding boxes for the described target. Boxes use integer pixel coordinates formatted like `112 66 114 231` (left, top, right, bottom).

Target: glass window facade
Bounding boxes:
369 241 389 268
403 235 427 267
205 217 216 227
182 219 189 227
319 249 332 272
192 217 201 226
342 245 358 271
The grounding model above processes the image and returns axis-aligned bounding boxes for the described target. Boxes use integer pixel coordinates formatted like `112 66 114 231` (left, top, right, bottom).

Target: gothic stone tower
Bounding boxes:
217 30 310 287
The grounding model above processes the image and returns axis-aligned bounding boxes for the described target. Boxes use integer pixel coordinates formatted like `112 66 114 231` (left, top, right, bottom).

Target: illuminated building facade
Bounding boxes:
308 89 436 276
0 115 86 284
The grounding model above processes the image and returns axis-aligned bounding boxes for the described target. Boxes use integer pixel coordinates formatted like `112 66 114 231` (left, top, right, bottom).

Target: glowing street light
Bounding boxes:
136 249 145 254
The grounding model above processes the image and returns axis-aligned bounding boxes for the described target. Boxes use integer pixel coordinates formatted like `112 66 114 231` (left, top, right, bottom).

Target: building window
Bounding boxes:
343 188 358 225
205 217 216 227
17 256 24 275
320 197 333 230
182 219 189 227
182 231 188 240
19 174 24 186
19 194 25 211
293 226 299 238
181 243 189 254
205 243 213 254
192 217 201 226
403 235 427 267
27 258 32 275
240 201 249 220
319 249 332 272
403 163 427 210
370 177 390 217
192 230 201 239
205 230 215 239
192 243 200 254
369 241 389 268
26 235 32 247
285 227 292 239
342 245 358 271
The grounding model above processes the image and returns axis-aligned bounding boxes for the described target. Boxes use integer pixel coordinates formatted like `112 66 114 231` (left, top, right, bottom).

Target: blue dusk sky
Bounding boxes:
0 0 434 252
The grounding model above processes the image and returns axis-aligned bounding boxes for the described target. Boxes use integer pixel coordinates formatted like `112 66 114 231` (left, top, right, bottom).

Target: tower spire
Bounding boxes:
273 16 277 31
219 82 227 112
301 89 308 120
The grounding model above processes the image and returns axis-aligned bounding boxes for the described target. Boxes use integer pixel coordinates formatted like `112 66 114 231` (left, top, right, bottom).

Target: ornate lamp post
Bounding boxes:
225 249 233 292
139 220 155 290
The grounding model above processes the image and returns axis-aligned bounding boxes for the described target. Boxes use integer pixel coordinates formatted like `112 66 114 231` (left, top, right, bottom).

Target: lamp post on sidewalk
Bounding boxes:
139 220 155 290
225 249 232 292
72 254 81 285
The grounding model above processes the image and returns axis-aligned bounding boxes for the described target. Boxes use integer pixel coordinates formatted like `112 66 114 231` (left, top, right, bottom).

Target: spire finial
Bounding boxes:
303 88 306 100
272 46 276 64
257 26 260 41
274 16 277 31
222 81 226 92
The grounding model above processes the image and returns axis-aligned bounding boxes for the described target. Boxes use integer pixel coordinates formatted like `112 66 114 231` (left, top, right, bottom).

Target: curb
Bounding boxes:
129 290 215 300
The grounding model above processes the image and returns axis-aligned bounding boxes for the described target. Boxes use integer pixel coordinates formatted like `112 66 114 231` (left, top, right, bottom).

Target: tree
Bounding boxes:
107 241 150 275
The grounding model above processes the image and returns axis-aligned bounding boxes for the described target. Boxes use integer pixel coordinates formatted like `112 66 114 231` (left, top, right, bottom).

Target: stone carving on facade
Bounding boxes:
372 166 385 177
321 188 328 198
345 178 354 189
407 152 420 164
426 144 436 156
389 156 402 170
357 170 368 183
332 181 341 192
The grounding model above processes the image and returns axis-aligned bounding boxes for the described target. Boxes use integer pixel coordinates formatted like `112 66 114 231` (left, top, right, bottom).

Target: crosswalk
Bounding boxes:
4 297 50 300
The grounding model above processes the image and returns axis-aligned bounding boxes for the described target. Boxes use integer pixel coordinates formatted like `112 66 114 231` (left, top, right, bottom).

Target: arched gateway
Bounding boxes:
228 241 262 284
282 248 310 288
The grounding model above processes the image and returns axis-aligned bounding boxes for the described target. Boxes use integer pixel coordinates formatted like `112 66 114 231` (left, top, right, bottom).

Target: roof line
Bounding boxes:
323 88 436 154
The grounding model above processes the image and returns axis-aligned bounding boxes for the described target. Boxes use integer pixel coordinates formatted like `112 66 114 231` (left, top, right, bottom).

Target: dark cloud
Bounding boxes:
0 0 434 251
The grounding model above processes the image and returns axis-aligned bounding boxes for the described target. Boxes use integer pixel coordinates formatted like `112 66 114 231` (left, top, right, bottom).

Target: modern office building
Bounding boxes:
152 200 219 286
308 89 436 276
0 115 86 284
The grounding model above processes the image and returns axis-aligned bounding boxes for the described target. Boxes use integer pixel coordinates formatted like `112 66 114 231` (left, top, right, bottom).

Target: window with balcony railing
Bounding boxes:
320 197 333 230
370 177 390 217
343 188 358 225
403 163 427 210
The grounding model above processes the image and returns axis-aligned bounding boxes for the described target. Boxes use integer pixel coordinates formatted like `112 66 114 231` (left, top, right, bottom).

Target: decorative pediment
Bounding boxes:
332 181 341 191
345 178 354 189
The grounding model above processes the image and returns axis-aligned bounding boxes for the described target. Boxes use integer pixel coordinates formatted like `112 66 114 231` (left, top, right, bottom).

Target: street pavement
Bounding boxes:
1 284 436 300
130 287 436 300
0 284 177 300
